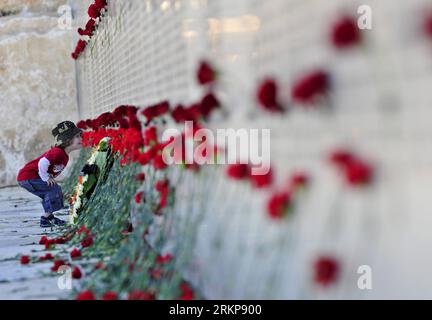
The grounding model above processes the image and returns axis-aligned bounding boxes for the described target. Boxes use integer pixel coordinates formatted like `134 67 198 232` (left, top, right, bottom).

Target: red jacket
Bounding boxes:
17 147 69 182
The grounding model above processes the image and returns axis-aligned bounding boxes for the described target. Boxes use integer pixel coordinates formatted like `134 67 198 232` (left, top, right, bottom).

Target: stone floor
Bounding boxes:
0 186 70 300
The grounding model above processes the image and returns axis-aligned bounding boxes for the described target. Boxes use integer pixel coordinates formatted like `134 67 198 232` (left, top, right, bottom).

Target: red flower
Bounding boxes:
226 163 250 180
141 101 169 124
39 236 48 245
95 0 108 10
81 235 94 248
331 16 361 48
156 254 173 264
70 248 82 259
144 127 157 146
345 159 373 186
329 150 373 187
72 266 82 279
51 260 67 272
314 256 340 287
127 290 155 300
78 19 96 36
45 239 56 250
102 292 118 300
292 70 330 105
77 225 90 236
200 93 221 119
135 191 144 204
155 179 170 210
76 290 96 300
88 4 102 19
257 79 284 112
250 168 273 189
425 13 432 39
95 262 105 270
148 268 162 279
55 237 67 244
267 192 292 219
178 282 195 300
329 150 355 168
197 61 216 85
20 256 30 265
152 152 168 170
39 253 54 261
135 173 145 182
289 172 310 191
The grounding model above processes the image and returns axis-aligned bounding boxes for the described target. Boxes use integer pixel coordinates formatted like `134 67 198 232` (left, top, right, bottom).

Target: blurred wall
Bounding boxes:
71 0 432 299
0 0 79 186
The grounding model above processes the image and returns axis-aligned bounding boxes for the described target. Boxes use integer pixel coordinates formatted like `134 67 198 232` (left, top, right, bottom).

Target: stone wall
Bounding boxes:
0 0 78 186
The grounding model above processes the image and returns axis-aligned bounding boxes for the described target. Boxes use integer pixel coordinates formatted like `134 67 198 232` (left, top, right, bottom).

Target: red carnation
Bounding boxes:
135 191 144 204
95 0 108 10
77 225 90 235
102 292 118 300
144 127 157 146
329 150 355 168
55 237 67 244
78 19 96 36
292 70 330 105
155 179 169 210
39 253 54 261
141 101 170 124
135 173 145 182
314 256 340 287
200 93 221 119
197 61 216 85
70 248 82 259
289 172 310 191
20 256 30 265
425 13 432 39
76 120 87 130
250 168 273 189
39 236 48 245
178 282 195 300
149 268 162 280
95 261 105 270
45 239 56 250
267 192 292 219
152 152 168 170
81 235 93 248
88 4 102 19
72 266 82 279
331 16 361 48
171 104 198 123
329 150 373 187
51 260 67 272
257 78 284 112
76 290 96 300
345 159 373 186
156 254 173 264
226 163 250 180
127 290 155 300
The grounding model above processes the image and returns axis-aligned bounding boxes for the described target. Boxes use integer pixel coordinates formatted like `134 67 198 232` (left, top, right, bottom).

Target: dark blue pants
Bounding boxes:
18 179 64 214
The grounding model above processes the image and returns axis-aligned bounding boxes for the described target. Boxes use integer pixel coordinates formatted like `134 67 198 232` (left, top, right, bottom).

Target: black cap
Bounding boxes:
52 121 82 147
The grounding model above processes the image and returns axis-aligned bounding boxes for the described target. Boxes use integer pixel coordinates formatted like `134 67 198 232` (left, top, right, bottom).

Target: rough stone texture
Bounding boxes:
0 0 66 14
0 0 79 187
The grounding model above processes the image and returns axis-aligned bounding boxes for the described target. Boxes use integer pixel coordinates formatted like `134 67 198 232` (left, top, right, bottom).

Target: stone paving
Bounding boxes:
0 186 70 300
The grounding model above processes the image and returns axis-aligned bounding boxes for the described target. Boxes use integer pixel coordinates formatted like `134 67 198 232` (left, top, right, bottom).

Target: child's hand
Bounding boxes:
47 178 57 187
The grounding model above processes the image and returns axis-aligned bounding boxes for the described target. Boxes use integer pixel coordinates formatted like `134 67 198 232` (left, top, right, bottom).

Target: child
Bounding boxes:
17 121 83 228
